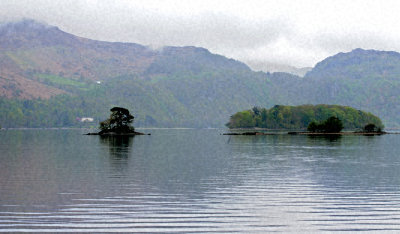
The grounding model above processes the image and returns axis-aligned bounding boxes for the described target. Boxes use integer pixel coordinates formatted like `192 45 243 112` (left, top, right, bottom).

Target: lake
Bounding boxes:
1 129 400 232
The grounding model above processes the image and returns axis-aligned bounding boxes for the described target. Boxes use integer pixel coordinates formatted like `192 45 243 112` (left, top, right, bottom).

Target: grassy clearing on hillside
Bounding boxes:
36 73 91 91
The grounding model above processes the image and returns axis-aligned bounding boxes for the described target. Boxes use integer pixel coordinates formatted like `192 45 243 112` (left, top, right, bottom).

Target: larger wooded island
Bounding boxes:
226 104 384 132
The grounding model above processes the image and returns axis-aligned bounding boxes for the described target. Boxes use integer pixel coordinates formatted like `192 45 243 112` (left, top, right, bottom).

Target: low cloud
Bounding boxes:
313 31 400 55
1 0 400 69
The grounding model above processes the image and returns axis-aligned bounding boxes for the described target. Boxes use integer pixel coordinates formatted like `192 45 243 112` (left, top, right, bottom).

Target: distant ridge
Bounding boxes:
0 19 251 99
306 48 400 78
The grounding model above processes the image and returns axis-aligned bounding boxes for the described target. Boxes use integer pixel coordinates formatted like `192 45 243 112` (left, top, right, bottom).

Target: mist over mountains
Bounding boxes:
0 20 399 128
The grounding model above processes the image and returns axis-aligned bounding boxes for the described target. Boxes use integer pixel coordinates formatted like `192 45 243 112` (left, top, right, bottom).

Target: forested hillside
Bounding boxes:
0 20 399 128
264 49 400 127
302 49 400 127
0 20 274 128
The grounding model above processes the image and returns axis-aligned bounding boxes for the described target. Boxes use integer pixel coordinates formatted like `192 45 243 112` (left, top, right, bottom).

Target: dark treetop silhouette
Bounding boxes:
307 116 344 133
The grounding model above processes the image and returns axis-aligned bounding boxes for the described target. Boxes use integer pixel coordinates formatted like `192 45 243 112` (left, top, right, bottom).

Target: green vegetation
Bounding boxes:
1 23 400 129
307 116 344 133
99 107 135 134
36 74 85 87
299 49 400 127
226 104 384 130
0 64 273 128
36 73 91 92
0 48 396 129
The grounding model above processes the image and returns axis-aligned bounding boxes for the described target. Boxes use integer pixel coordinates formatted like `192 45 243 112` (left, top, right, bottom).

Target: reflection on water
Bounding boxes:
100 135 133 147
0 129 400 232
100 136 134 174
100 136 133 158
307 134 342 142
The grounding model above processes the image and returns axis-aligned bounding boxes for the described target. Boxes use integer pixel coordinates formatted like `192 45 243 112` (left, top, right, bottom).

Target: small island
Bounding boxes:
224 104 386 136
86 107 149 136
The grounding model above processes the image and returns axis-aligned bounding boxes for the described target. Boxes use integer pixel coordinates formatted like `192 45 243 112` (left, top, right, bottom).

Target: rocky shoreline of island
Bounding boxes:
86 131 150 136
223 131 389 136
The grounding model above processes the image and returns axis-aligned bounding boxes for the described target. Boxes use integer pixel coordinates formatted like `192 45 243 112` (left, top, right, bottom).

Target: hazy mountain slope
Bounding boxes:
261 49 400 127
306 48 400 80
0 19 273 128
301 49 400 127
141 46 272 126
0 52 66 99
0 19 156 99
0 20 399 128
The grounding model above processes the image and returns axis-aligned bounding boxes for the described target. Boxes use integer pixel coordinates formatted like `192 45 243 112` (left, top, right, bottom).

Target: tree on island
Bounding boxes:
307 116 343 133
307 121 319 132
323 116 344 133
363 123 382 133
99 107 135 134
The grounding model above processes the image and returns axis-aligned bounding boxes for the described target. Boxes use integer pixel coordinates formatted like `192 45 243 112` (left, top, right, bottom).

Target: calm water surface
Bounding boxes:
0 129 400 232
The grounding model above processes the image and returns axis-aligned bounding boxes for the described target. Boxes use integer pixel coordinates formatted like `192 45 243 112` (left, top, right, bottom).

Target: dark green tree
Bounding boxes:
99 107 135 133
307 121 319 132
321 116 343 133
307 116 343 133
252 106 261 116
363 123 379 132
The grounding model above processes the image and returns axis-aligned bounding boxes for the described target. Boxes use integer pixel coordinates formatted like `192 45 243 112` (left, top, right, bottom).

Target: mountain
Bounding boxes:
301 49 400 127
0 20 399 128
0 19 273 128
245 49 400 128
0 19 157 99
306 48 400 79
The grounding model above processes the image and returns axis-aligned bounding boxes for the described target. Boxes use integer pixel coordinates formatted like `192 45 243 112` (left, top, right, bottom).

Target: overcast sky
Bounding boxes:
1 0 400 68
